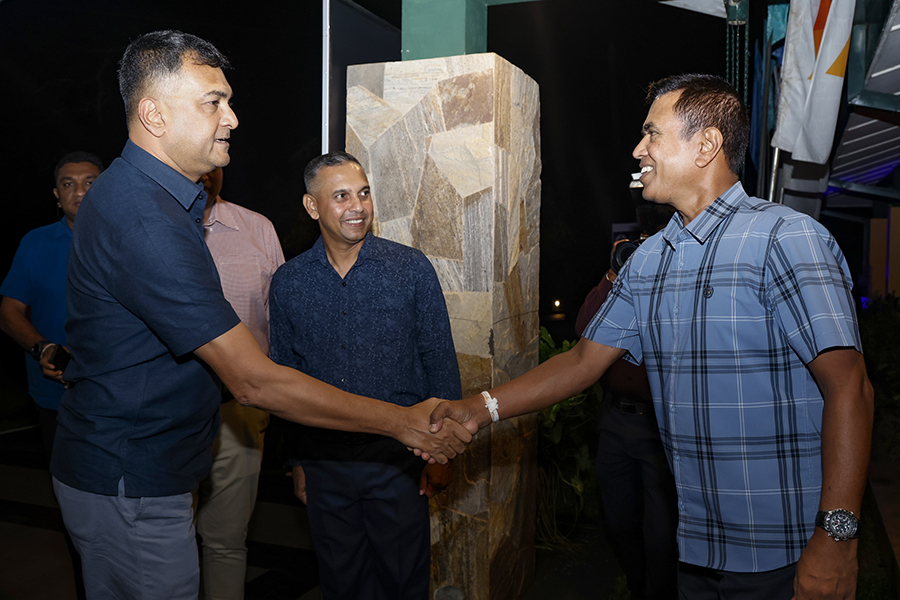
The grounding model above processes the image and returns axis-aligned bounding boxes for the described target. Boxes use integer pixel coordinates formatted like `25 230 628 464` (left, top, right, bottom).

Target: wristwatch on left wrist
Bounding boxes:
29 340 51 361
815 508 859 542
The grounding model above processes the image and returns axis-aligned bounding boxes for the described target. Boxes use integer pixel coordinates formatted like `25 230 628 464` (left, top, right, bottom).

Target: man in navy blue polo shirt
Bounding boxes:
49 30 472 600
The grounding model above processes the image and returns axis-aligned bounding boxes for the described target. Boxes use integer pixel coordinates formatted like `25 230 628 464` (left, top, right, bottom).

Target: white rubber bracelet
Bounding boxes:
481 391 500 423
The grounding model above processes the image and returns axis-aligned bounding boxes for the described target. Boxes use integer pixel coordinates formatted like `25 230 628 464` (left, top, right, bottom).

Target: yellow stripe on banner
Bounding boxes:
826 36 851 77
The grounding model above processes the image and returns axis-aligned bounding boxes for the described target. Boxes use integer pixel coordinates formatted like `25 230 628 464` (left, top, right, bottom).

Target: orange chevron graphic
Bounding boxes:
805 0 848 80
813 0 831 57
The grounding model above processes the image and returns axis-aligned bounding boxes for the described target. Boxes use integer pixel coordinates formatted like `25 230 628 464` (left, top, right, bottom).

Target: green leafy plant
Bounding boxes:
535 326 601 550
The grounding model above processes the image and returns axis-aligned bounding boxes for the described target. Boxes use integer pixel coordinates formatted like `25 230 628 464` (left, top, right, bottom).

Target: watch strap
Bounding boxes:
29 340 50 361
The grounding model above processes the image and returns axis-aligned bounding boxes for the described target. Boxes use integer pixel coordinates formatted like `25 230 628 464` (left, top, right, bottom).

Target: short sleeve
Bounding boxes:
582 274 643 365
766 218 860 364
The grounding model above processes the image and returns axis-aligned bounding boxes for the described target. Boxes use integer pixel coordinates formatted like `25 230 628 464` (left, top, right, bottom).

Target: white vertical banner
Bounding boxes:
771 0 855 164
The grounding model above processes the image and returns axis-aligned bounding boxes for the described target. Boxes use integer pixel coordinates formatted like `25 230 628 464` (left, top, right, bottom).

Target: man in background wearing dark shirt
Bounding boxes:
270 151 462 600
50 30 471 600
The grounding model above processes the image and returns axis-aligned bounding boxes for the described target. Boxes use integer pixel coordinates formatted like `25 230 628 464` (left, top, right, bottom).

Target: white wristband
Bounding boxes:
481 391 500 423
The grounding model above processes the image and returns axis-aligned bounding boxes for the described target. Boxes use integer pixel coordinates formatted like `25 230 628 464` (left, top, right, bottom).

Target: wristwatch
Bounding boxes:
29 340 51 361
815 509 859 541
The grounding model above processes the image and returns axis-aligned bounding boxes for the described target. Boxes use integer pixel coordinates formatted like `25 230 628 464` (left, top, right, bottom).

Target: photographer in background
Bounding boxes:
574 201 677 600
0 150 103 600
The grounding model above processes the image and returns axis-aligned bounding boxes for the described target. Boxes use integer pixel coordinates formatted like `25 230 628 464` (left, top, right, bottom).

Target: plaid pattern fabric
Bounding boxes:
584 183 860 572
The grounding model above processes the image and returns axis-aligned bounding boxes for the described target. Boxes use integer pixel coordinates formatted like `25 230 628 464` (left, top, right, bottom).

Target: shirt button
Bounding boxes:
341 378 346 383
342 310 347 315
195 218 201 223
342 281 347 287
341 344 346 349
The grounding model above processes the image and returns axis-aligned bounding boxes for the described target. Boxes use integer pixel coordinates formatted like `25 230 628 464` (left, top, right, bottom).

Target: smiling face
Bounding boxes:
53 161 102 228
632 91 700 207
303 162 373 253
157 59 238 181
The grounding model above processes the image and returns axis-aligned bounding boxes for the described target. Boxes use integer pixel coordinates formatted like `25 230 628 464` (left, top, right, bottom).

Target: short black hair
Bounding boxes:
118 30 230 122
647 74 750 176
54 151 104 185
303 151 362 194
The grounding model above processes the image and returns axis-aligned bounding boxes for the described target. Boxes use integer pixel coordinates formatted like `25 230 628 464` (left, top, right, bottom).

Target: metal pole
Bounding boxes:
757 33 772 196
768 146 781 202
321 0 331 154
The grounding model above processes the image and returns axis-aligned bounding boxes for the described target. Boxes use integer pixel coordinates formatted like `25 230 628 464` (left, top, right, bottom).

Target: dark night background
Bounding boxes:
0 0 725 390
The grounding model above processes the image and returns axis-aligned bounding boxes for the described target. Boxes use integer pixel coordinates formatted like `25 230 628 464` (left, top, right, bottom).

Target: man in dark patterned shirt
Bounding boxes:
430 74 873 600
270 151 462 600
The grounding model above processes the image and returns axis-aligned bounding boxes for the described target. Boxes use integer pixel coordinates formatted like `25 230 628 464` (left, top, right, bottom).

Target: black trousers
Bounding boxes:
34 400 87 600
300 436 430 600
596 401 679 600
677 561 797 599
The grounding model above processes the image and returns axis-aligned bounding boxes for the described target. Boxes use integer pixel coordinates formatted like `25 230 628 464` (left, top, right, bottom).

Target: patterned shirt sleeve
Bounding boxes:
766 216 861 364
414 255 462 400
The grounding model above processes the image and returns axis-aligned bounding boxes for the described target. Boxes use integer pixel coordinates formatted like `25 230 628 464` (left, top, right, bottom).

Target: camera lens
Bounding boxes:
610 240 642 275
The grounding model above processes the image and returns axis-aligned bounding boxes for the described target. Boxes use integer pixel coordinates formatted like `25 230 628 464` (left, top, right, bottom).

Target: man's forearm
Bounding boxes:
0 297 49 351
811 349 874 515
432 337 625 431
244 359 406 434
195 324 471 462
792 349 874 599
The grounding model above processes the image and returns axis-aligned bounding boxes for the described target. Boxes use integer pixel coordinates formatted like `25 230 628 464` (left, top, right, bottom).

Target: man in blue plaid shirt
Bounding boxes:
432 74 874 599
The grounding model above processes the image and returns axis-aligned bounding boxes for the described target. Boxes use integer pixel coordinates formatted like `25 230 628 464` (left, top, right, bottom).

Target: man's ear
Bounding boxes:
52 188 60 200
303 194 320 220
695 127 724 169
137 97 166 138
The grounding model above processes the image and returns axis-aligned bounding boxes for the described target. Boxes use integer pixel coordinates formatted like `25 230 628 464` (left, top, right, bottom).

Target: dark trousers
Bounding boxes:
677 562 797 599
596 402 678 600
34 401 86 600
301 438 430 600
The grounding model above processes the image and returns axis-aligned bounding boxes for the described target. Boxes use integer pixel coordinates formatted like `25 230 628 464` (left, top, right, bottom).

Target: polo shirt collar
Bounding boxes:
663 181 747 247
120 139 206 211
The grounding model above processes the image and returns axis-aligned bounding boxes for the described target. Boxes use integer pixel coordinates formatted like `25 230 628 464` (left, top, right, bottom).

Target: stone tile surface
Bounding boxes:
347 52 541 600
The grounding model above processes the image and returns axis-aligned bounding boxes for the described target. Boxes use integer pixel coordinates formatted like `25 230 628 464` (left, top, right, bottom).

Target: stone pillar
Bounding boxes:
346 53 541 600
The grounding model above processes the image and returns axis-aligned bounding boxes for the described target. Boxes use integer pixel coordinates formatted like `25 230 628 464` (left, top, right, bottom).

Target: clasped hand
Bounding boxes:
403 398 479 464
